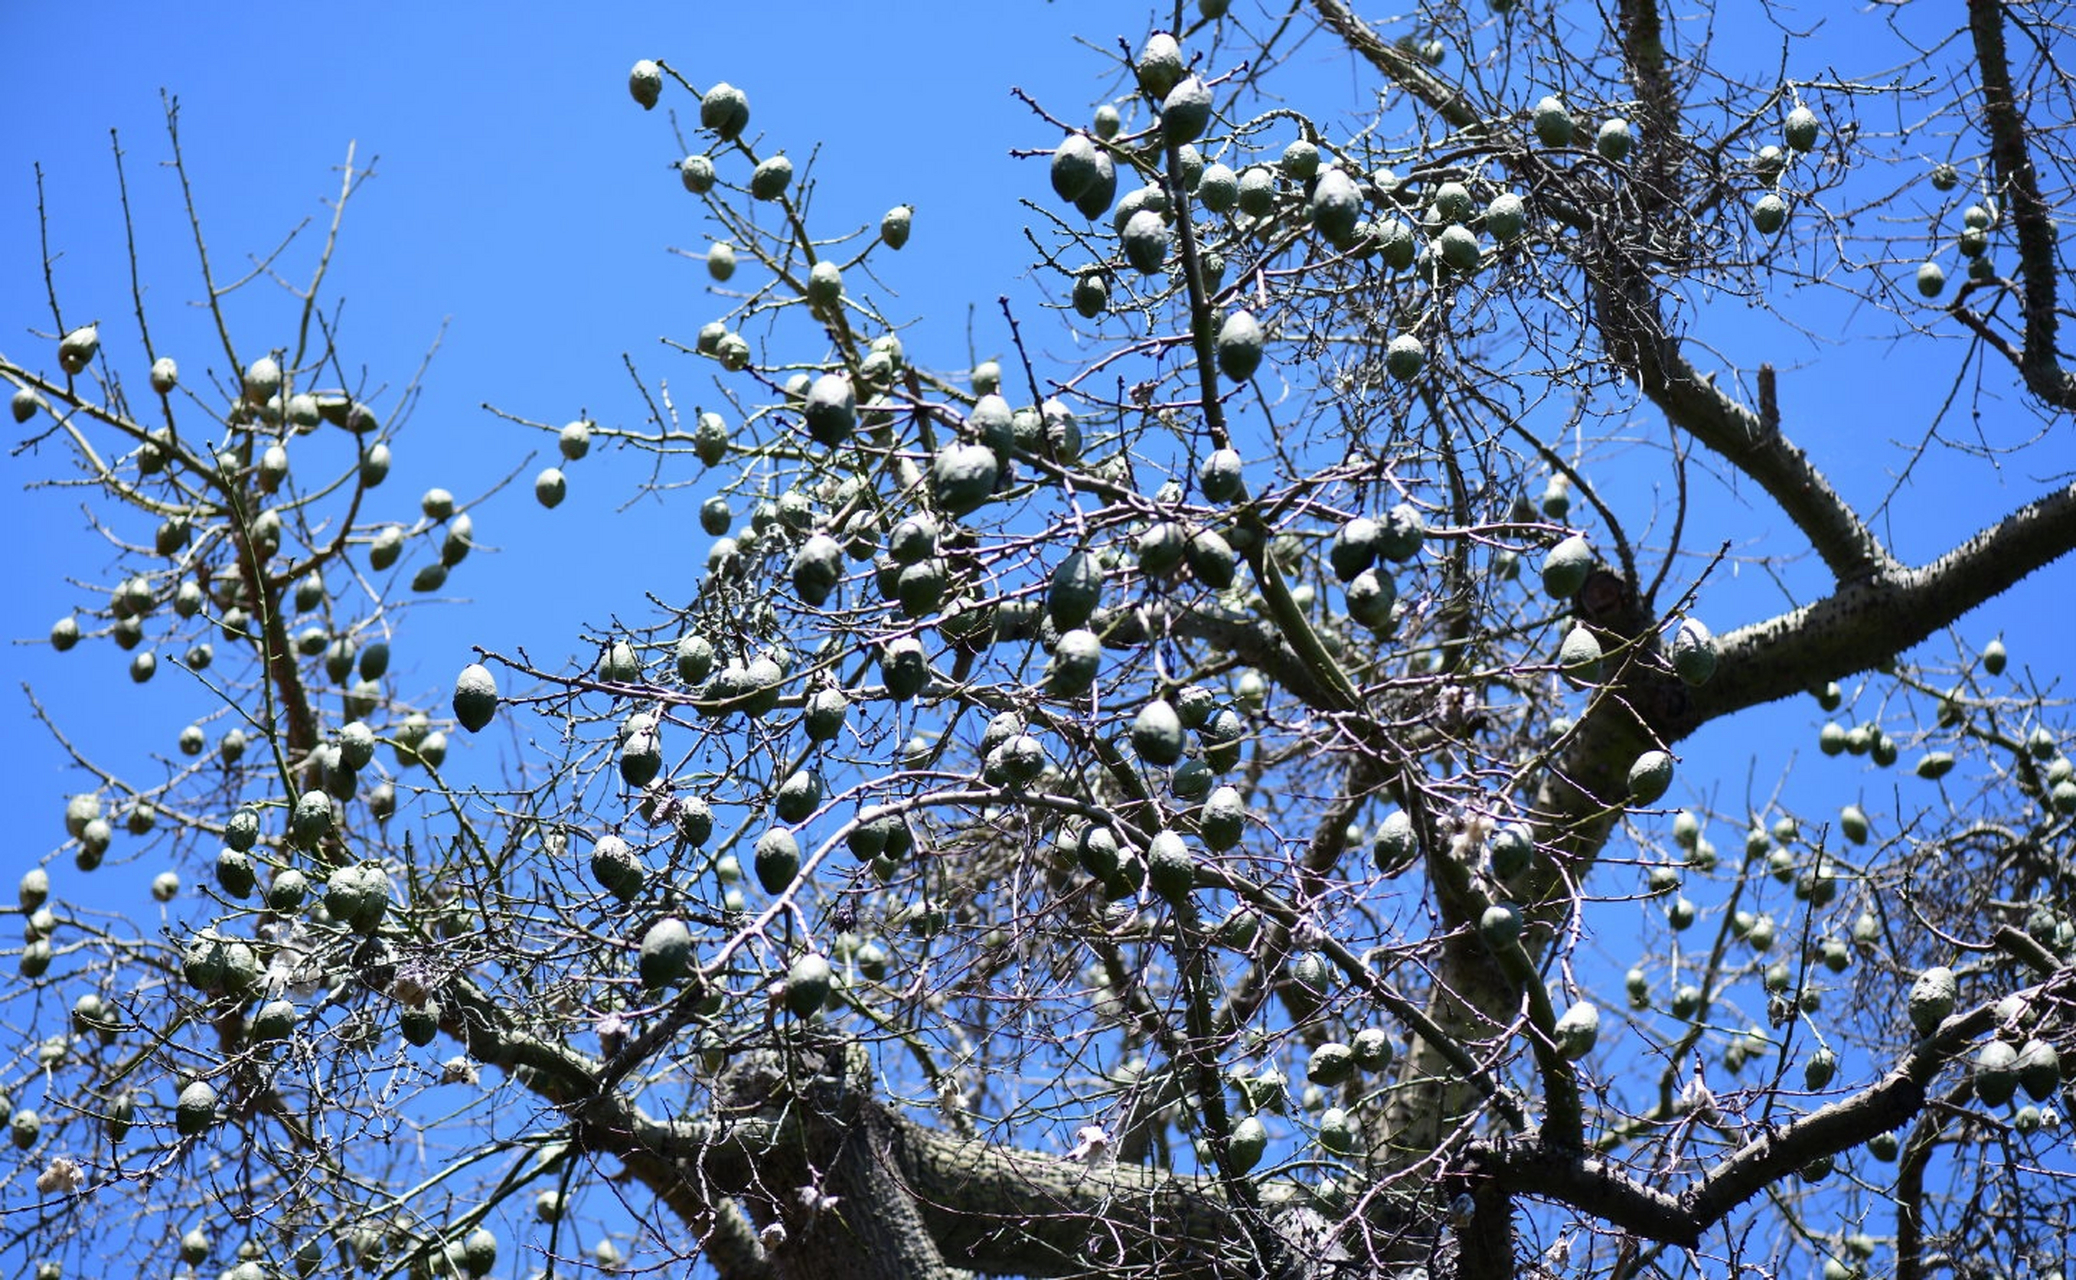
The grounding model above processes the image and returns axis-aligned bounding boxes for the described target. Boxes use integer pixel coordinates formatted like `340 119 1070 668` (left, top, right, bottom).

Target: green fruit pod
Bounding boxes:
1374 503 1425 562
1198 163 1239 213
174 1080 217 1136
58 324 99 375
1784 105 1821 152
1072 271 1109 319
1385 333 1424 381
266 867 308 913
1051 134 1102 202
699 82 750 139
1236 164 1277 217
1329 517 1380 581
1371 810 1416 874
1532 95 1573 147
1317 1106 1359 1155
754 829 802 895
1484 192 1527 241
461 1229 497 1279
452 663 498 733
1431 181 1475 224
1628 750 1674 806
1430 223 1483 275
785 951 833 1017
2015 1037 2060 1100
1121 209 1171 274
289 791 335 850
1049 551 1104 629
1669 617 1718 686
806 261 843 311
1907 965 1957 1035
1752 193 1788 235
1345 567 1396 630
791 533 844 606
1558 625 1603 683
1136 31 1184 98
1916 261 1946 299
679 154 715 193
1185 527 1237 588
797 371 855 446
11 386 46 423
1352 1027 1395 1074
1280 138 1320 180
1139 521 1188 578
1199 785 1246 850
931 442 999 516
1146 829 1196 903
1045 628 1102 696
1541 534 1593 599
1132 699 1187 766
749 154 793 201
215 848 256 899
1226 1114 1267 1173
1974 1039 2019 1108
880 637 930 701
1553 1001 1601 1059
1216 310 1265 382
675 633 714 684
1308 168 1362 246
639 917 693 988
1287 950 1333 1019
1307 1042 1356 1086
251 998 296 1043
878 204 914 249
1479 902 1524 947
619 725 663 788
1199 447 1245 503
774 769 823 823
628 60 662 109
1161 75 1212 145
1596 118 1633 162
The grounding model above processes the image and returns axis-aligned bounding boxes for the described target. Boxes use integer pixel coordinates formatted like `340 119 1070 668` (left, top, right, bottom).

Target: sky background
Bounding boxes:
4 1 2074 1275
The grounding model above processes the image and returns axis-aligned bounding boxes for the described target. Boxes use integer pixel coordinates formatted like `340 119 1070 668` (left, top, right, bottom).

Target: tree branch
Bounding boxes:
1670 478 2076 739
1966 0 2076 409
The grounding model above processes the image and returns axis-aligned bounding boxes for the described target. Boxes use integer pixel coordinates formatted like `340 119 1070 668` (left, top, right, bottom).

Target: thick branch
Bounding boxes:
1669 478 2076 740
1967 0 2076 409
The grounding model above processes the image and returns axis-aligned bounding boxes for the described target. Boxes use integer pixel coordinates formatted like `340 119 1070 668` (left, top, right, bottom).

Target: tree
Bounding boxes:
5 2 2075 1278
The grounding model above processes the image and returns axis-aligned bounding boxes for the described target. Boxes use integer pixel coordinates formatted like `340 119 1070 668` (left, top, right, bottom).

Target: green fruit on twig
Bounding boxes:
1216 310 1264 382
700 82 750 139
1628 751 1674 805
58 324 99 375
1784 105 1821 152
1541 534 1592 599
628 60 662 109
452 663 498 733
639 917 693 988
1907 966 1957 1035
785 952 833 1017
1596 118 1633 162
1532 95 1573 147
